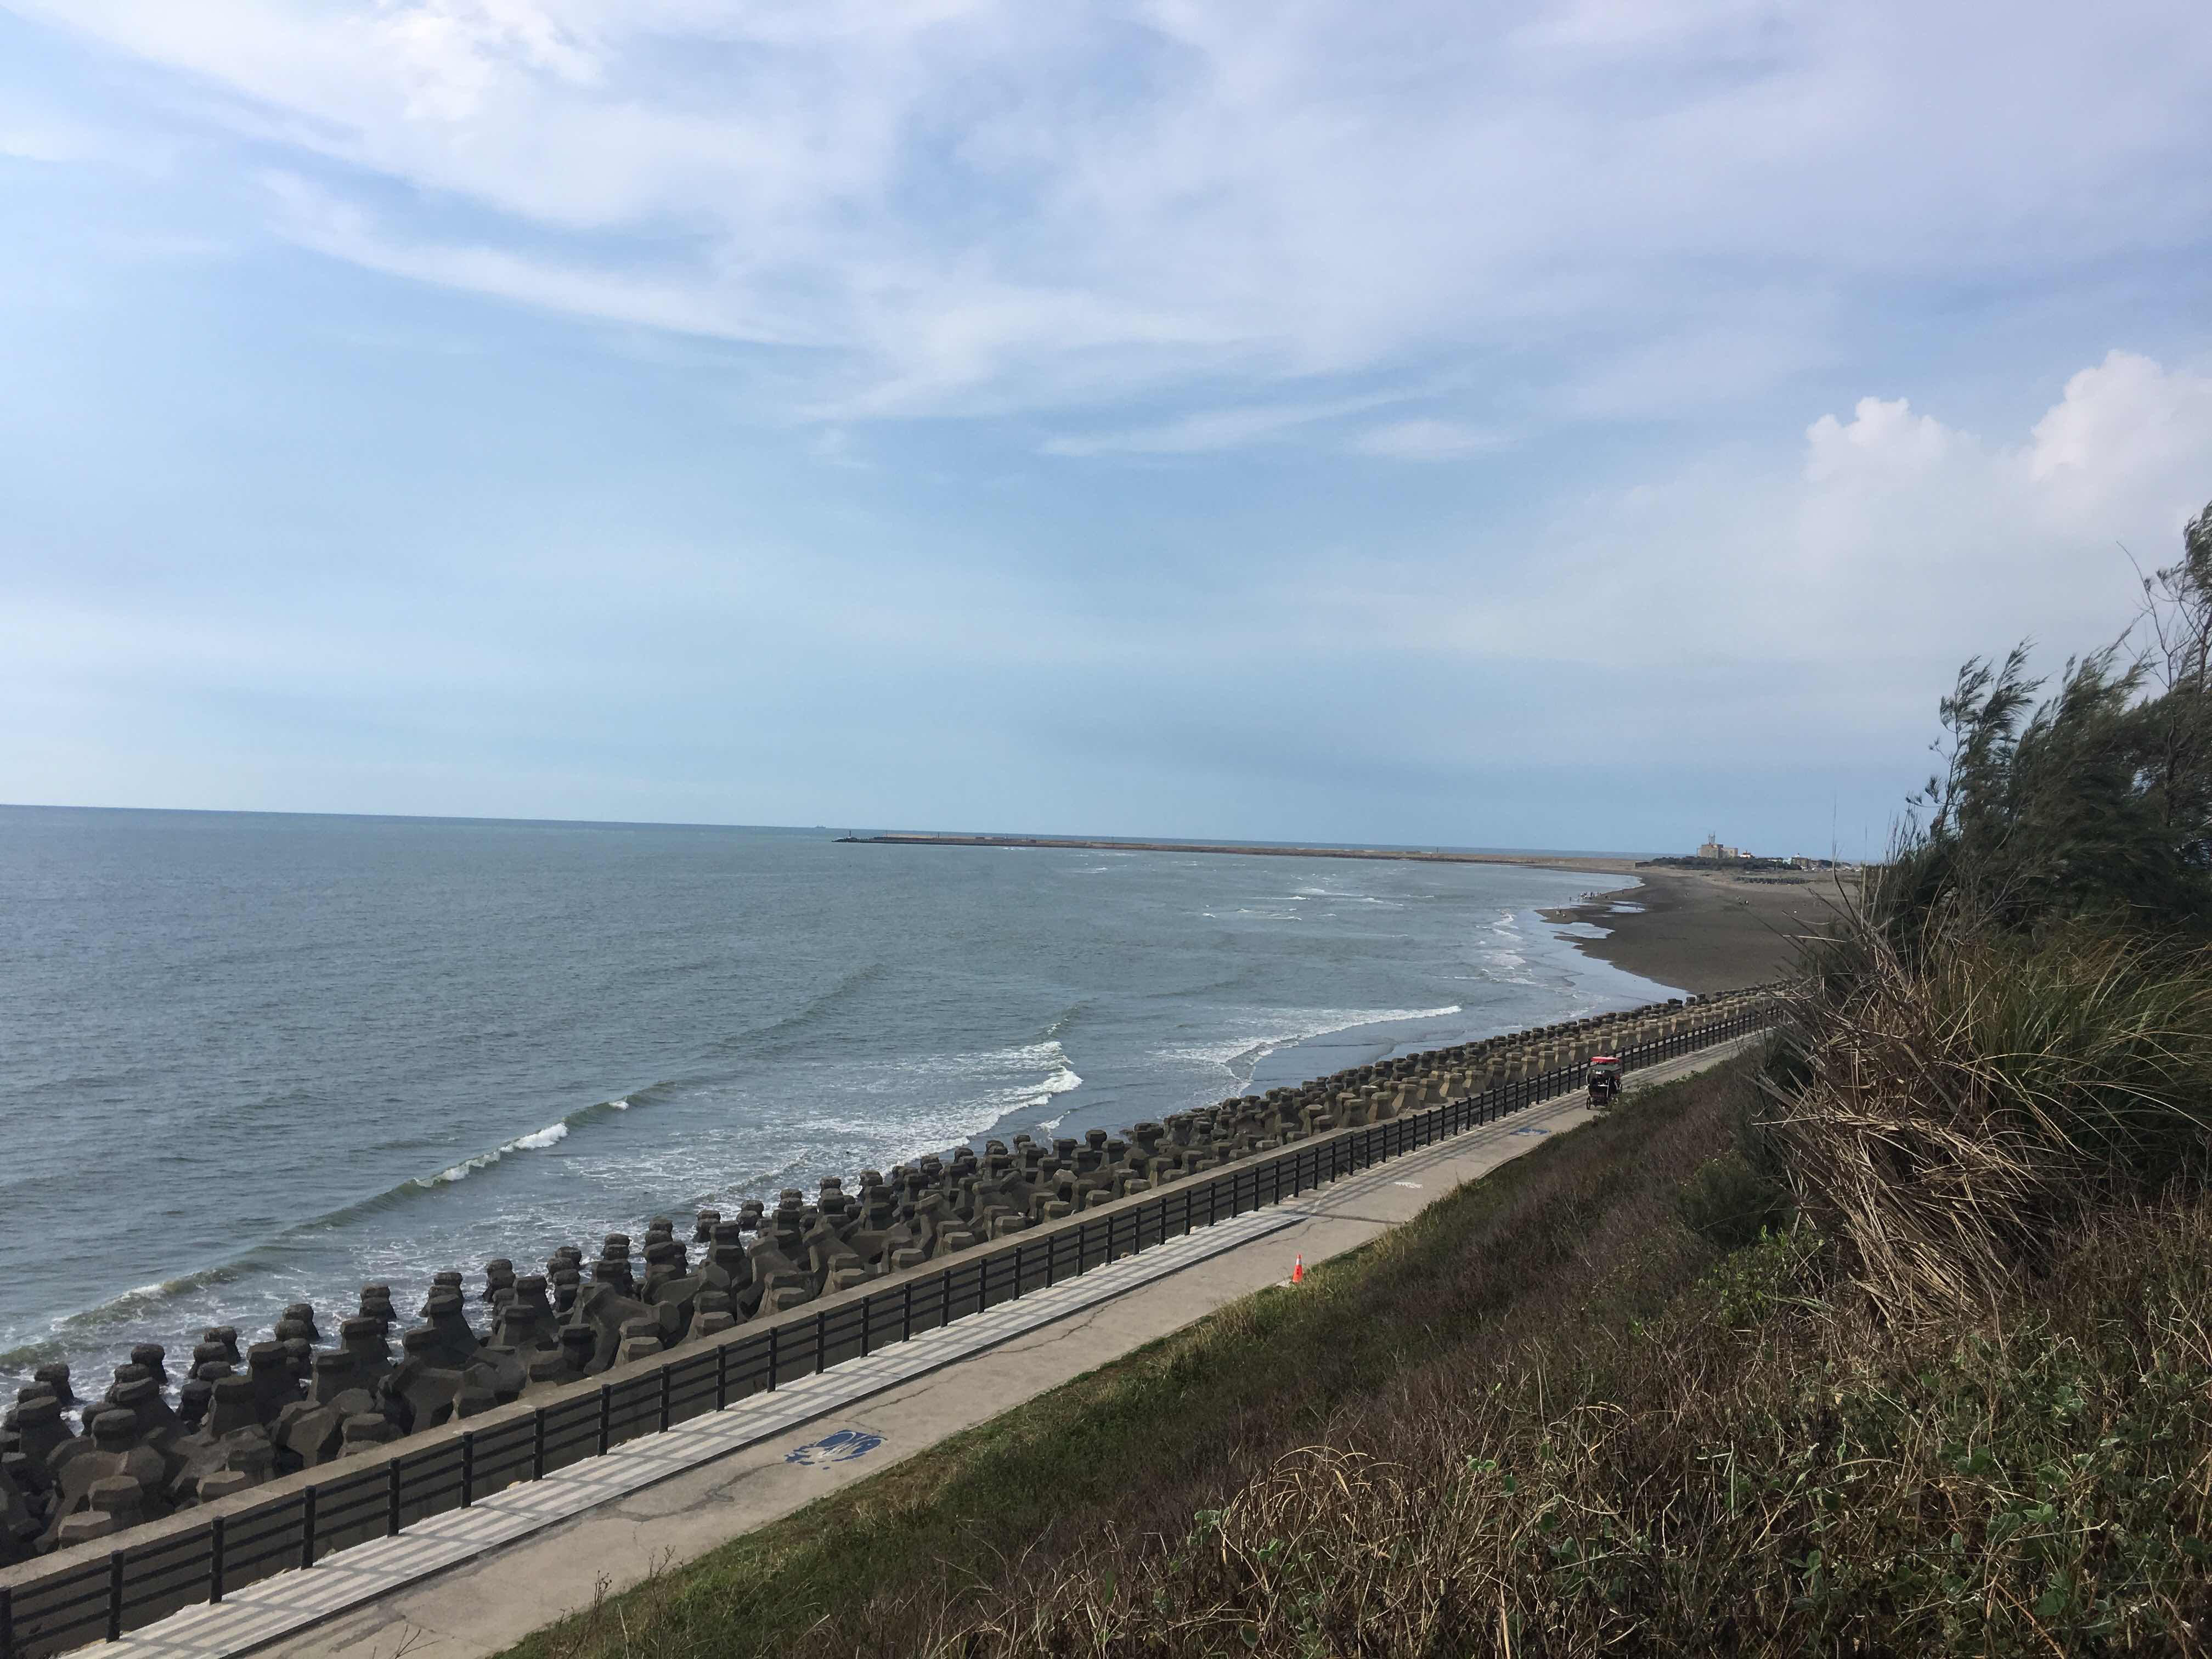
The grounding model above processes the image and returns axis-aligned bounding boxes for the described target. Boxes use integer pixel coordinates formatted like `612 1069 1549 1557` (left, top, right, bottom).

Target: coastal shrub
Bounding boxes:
1696 1218 1824 1327
941 1193 2212 1658
1768 908 2212 1319
1883 496 2212 942
1742 499 2212 1319
1675 1148 1790 1251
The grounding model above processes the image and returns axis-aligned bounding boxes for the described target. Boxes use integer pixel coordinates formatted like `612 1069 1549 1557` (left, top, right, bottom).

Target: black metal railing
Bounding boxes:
0 1006 1773 1658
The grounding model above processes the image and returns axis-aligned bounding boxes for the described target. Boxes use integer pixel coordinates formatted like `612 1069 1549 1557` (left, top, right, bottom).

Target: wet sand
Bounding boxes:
1542 869 1850 992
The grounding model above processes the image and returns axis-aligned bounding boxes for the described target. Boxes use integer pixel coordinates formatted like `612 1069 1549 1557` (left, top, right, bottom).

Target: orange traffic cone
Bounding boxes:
1290 1254 1305 1285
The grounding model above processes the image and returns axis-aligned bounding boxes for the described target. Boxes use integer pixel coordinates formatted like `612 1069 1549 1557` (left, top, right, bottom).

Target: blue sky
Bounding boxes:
4 1 2209 857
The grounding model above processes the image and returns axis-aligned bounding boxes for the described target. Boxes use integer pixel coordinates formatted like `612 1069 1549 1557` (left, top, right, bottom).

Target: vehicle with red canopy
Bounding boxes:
1587 1054 1623 1108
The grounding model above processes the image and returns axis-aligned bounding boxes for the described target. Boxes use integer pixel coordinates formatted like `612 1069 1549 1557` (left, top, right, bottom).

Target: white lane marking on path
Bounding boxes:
101 1207 1299 1659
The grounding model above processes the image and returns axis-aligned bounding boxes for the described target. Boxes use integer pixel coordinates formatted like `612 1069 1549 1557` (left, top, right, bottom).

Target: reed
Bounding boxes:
939 1128 2212 1657
1769 885 2212 1321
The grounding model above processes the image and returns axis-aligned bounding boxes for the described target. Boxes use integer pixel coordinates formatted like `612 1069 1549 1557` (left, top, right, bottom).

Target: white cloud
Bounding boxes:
1300 352 2212 702
1803 393 1956 483
1779 352 2212 636
2027 350 2212 507
1351 419 1507 461
16 0 2211 416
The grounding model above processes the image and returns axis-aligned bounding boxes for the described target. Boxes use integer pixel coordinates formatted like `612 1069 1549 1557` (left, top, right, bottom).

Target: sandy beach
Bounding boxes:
1541 866 1850 992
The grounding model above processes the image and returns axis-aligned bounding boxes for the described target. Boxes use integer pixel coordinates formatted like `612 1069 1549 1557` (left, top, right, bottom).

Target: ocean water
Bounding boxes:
0 807 1674 1393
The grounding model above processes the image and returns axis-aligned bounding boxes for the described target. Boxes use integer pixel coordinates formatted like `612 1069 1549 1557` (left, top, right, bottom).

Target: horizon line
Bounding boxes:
0 800 1660 862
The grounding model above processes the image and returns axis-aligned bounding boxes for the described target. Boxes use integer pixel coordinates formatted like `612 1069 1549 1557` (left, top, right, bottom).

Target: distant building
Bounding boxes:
1696 838 1746 861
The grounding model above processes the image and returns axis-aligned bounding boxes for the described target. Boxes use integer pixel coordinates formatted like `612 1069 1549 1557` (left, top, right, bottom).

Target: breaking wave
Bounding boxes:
1163 1004 1466 1084
427 1119 571 1184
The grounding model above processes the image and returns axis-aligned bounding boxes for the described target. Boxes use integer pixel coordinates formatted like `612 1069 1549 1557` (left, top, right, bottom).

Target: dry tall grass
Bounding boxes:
941 1197 2212 1656
1768 898 2212 1320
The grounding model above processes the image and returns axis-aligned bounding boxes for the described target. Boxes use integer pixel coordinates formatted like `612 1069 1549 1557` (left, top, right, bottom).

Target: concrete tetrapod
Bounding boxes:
0 987 1783 1567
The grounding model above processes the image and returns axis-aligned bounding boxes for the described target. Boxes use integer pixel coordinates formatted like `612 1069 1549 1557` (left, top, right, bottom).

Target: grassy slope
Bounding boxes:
508 1055 2212 1658
508 1064 1739 1659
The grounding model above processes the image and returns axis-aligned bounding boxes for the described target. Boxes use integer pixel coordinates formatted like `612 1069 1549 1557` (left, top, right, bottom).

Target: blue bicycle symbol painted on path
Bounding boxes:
786 1430 884 1468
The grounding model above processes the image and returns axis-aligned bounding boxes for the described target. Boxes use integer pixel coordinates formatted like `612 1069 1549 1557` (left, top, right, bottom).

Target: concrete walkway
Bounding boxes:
148 1038 1755 1659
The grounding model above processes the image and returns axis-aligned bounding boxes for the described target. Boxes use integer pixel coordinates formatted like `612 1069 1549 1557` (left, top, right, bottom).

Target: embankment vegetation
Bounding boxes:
514 498 2212 1657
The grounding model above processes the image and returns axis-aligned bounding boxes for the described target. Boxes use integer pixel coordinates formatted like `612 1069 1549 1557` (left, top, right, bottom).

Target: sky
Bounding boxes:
3 1 2209 858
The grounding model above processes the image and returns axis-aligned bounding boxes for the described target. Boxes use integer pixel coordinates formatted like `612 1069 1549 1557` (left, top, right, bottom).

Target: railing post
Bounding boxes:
597 1384 613 1453
106 1550 123 1643
658 1367 673 1431
302 1482 318 1569
941 1267 955 1327
388 1458 403 1536
768 1324 780 1389
461 1432 476 1508
209 1515 226 1604
533 1407 548 1477
860 1294 871 1357
715 1341 731 1410
2 1584 13 1659
902 1281 914 1340
816 1309 828 1374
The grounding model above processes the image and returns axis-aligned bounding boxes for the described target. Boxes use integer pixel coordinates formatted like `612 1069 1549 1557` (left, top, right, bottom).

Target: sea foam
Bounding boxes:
427 1120 572 1185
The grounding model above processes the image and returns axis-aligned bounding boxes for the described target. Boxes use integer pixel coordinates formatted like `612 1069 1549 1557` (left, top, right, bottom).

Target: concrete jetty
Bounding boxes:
840 831 1634 870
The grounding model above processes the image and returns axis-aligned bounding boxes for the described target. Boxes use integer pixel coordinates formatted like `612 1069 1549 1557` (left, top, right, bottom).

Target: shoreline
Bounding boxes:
846 828 1832 996
848 826 1825 1000
1538 868 1849 992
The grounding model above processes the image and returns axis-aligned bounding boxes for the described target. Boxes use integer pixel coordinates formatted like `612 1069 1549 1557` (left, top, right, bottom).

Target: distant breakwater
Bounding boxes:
0 986 1776 1565
843 833 1621 867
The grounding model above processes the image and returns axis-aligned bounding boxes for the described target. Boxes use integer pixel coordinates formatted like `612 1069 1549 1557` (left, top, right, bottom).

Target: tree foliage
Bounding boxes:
1887 497 2212 938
